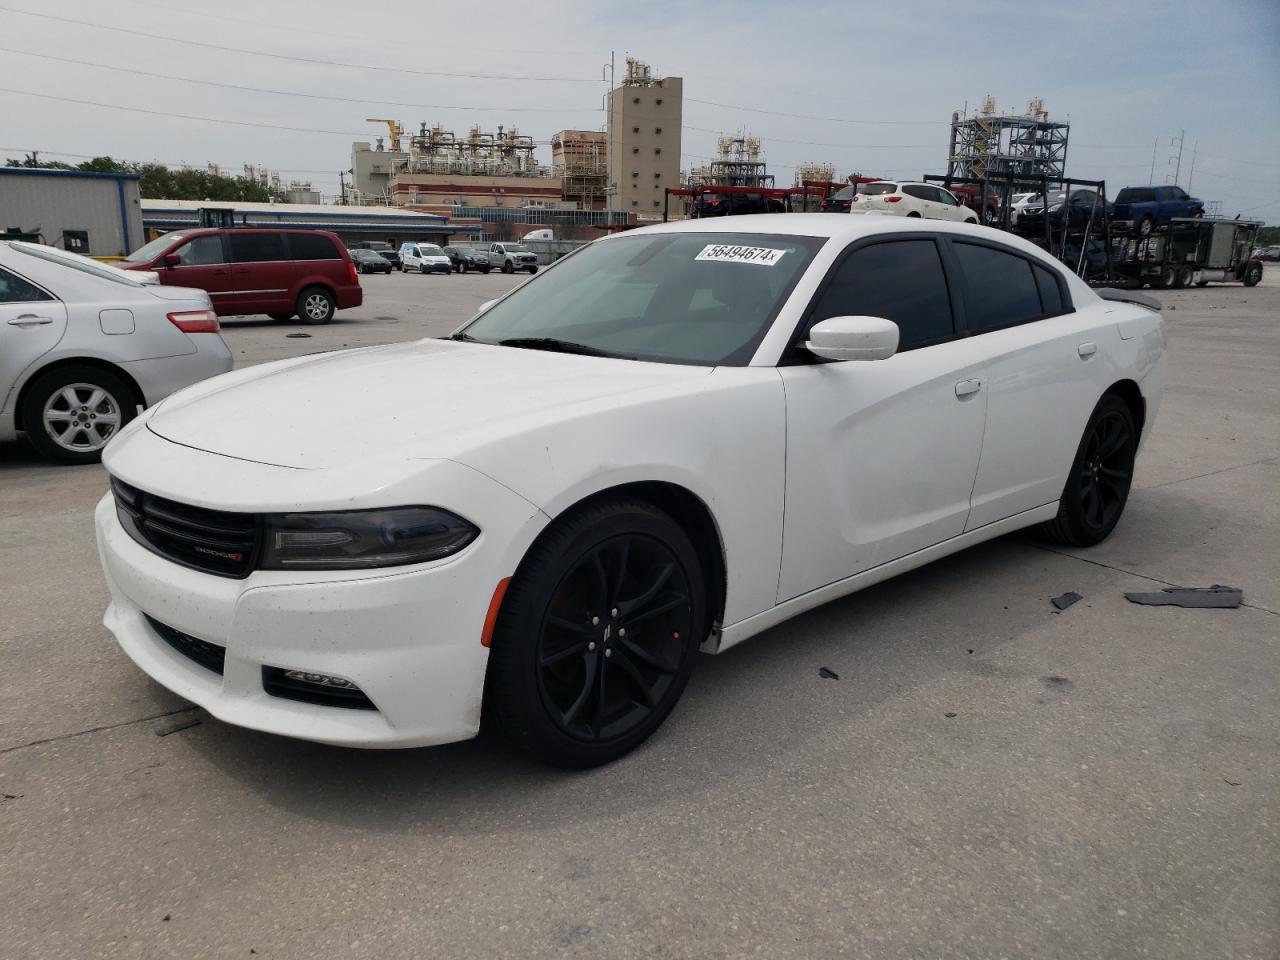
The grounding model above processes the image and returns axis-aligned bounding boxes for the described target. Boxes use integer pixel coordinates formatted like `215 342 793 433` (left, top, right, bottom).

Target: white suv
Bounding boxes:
399 243 452 275
849 182 978 223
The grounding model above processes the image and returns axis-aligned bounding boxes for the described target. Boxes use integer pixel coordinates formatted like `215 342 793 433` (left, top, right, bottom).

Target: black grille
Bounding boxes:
145 615 226 675
262 667 377 710
112 477 260 578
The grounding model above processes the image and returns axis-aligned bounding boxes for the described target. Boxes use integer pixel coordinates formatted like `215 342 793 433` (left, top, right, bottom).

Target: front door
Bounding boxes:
160 234 233 310
778 236 988 601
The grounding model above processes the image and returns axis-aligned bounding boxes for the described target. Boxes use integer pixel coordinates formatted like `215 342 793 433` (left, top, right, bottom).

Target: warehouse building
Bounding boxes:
0 167 143 257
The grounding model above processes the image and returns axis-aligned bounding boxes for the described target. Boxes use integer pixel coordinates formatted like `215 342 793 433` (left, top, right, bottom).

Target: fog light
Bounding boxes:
283 670 357 689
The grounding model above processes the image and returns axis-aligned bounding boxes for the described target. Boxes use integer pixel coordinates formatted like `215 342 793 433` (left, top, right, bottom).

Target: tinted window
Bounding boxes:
174 235 225 266
229 233 287 263
0 266 53 303
858 182 897 196
1117 188 1155 203
807 240 954 352
290 233 339 260
902 184 930 200
1033 264 1064 316
933 187 959 205
953 242 1042 333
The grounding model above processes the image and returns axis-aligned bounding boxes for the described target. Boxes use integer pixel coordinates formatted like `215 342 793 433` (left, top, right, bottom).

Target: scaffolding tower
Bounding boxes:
397 123 543 177
947 97 1069 184
689 135 774 189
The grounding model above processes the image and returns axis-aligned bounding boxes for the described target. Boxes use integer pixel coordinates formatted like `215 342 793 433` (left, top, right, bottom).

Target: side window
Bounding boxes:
0 266 53 303
934 187 959 205
228 232 287 263
807 240 954 352
289 233 339 260
1033 264 1065 316
902 184 930 200
952 242 1043 333
1170 186 1187 199
174 235 225 266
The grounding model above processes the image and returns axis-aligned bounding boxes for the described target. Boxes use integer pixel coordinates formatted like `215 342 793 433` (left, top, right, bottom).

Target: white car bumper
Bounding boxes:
95 437 547 748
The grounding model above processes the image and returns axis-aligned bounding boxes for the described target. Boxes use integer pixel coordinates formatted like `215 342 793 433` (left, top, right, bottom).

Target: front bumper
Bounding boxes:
95 436 548 748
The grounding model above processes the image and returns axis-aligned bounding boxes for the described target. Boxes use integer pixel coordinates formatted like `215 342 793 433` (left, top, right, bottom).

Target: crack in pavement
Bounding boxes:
1137 455 1278 492
1033 545 1277 616
0 706 199 758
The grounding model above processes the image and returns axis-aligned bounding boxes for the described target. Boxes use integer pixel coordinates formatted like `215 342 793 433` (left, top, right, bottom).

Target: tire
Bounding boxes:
907 211 922 218
419 264 427 274
1243 262 1263 287
483 268 492 275
964 217 978 225
1172 266 1192 289
502 261 514 274
20 364 136 465
461 262 469 274
268 312 294 321
484 497 706 768
1156 266 1176 289
297 286 335 324
1039 393 1137 547
1137 215 1154 236
528 265 538 274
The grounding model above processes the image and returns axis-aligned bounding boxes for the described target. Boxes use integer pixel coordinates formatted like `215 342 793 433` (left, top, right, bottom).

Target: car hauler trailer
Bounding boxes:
1111 217 1264 289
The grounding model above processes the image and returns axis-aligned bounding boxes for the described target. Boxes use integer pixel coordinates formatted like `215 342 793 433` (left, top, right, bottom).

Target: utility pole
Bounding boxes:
603 50 615 223
1186 140 1198 195
338 170 348 205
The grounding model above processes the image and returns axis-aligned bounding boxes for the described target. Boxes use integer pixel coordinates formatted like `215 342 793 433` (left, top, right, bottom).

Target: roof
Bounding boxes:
0 167 140 182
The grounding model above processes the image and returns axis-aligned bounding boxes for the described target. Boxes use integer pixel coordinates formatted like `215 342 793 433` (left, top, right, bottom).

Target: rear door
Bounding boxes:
0 264 69 416
778 236 988 600
948 238 1116 529
159 234 233 308
226 232 290 316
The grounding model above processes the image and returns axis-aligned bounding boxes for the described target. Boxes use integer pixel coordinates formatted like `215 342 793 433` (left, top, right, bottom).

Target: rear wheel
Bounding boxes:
907 211 922 218
21 365 135 465
485 497 705 768
1173 265 1192 289
1137 215 1154 236
1039 393 1137 547
297 286 335 324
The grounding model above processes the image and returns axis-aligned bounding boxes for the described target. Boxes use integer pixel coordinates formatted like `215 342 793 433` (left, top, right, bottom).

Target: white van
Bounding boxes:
399 242 452 275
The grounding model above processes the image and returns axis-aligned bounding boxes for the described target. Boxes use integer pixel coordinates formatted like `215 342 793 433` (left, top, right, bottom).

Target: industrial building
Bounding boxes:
607 58 683 214
552 130 607 211
0 167 143 257
947 97 1070 182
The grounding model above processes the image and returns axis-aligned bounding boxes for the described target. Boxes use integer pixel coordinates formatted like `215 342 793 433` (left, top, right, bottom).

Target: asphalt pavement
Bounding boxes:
1 267 1276 959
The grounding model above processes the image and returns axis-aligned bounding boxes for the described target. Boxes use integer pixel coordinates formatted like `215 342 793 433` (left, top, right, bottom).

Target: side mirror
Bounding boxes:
162 253 181 268
805 316 899 362
478 298 499 313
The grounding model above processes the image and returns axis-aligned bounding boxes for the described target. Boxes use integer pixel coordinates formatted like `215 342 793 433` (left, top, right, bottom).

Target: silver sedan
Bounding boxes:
0 241 233 464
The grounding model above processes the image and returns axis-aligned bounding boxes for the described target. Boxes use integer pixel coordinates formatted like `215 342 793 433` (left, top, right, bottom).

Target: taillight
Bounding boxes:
167 310 219 333
883 196 902 203
348 261 359 284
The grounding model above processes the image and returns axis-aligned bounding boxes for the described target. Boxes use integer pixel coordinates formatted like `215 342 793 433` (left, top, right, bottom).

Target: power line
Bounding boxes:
0 146 339 176
0 48 597 114
685 97 948 126
683 124 942 150
0 8 600 83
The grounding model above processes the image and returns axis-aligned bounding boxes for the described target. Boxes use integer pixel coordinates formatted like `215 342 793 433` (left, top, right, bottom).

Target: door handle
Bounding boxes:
955 378 982 399
1077 341 1098 359
7 314 54 326
212 269 230 276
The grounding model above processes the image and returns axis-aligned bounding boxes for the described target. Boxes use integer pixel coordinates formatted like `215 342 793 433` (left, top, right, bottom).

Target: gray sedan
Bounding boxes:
0 241 233 464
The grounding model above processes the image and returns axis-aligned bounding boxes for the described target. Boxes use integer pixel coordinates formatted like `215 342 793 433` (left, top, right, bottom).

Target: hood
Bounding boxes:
146 338 711 469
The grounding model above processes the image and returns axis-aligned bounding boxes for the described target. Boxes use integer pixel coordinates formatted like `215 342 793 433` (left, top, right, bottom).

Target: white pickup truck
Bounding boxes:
489 242 539 274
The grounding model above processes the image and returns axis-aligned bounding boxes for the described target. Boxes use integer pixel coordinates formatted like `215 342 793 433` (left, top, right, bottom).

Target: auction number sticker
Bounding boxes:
695 244 787 266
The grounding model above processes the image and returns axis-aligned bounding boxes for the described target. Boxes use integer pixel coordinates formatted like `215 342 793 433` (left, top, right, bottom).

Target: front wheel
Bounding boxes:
1243 262 1263 287
906 211 922 218
1137 215 1154 236
528 265 538 273
297 286 335 324
20 364 135 465
964 216 978 225
485 497 706 768
502 261 514 274
1039 393 1137 547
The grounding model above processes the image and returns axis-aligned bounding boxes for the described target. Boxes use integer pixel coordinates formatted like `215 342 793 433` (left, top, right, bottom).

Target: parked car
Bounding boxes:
351 249 393 274
1016 190 1112 231
96 213 1164 767
489 241 539 274
694 192 786 218
1252 245 1280 262
400 243 453 275
946 183 1002 223
848 182 979 223
0 240 231 464
1112 186 1204 235
120 228 361 324
820 185 857 213
378 248 402 270
1007 191 1043 225
443 245 492 274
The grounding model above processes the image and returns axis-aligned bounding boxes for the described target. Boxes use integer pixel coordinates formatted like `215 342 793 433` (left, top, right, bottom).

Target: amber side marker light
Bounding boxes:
481 577 511 648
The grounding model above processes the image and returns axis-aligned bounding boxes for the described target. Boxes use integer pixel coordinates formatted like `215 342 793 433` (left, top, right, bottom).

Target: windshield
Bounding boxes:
858 182 898 196
459 232 825 366
505 244 531 252
126 233 182 263
12 241 150 287
420 245 444 255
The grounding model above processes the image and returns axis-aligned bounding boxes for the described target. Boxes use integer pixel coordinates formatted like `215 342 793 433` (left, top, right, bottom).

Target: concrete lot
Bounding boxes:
1 266 1277 959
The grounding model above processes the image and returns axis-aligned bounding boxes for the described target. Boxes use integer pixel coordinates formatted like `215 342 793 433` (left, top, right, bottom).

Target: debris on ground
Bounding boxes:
285 332 312 339
2 793 22 802
155 716 202 737
818 667 839 680
1051 591 1083 611
1124 585 1243 608
944 712 958 718
1224 778 1242 786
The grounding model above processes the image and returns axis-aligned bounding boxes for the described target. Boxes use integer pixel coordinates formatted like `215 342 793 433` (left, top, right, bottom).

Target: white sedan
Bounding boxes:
0 241 232 464
95 215 1165 767
850 181 979 223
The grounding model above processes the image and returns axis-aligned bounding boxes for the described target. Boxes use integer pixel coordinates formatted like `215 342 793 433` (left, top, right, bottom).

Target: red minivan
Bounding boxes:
120 228 362 324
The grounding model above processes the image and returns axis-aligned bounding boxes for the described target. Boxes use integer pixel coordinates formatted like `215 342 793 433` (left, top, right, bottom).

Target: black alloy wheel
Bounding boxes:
1040 394 1137 547
485 498 705 767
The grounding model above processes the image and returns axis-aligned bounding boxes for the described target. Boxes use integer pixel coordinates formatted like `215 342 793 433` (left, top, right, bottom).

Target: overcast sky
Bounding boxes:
2 0 1277 220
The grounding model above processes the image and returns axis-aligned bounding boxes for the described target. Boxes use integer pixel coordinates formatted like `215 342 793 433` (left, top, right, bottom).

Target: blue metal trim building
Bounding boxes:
0 167 143 256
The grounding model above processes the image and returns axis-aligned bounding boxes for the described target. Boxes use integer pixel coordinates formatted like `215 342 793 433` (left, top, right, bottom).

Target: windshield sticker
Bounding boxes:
695 244 787 266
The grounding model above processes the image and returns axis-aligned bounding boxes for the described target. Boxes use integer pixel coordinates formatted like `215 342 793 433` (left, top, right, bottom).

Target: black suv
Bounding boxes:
443 245 492 274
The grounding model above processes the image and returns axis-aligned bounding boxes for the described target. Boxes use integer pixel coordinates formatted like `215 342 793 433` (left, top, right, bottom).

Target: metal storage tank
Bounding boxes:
0 168 143 258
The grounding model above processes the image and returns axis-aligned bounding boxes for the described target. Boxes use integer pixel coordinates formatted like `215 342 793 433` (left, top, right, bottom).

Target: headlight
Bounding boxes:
260 507 479 570
1049 203 1063 213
